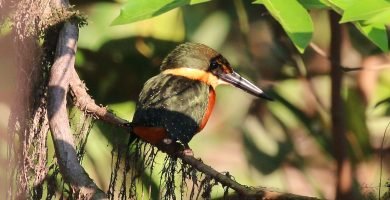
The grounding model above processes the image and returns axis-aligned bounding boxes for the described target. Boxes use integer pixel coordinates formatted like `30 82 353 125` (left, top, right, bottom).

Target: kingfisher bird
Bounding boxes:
131 43 272 152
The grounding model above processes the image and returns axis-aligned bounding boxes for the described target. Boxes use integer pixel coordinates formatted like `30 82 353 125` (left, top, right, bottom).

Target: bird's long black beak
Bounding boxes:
218 71 273 101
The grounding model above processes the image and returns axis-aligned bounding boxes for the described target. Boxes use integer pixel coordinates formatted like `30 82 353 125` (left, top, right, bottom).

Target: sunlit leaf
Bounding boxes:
375 97 390 108
364 10 390 24
340 0 390 23
356 22 388 52
112 0 190 25
327 0 353 10
298 0 330 9
190 0 212 5
254 0 313 53
325 0 389 51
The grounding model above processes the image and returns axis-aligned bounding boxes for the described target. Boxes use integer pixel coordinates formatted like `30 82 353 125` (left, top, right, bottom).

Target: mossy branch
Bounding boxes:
69 69 321 200
46 0 106 199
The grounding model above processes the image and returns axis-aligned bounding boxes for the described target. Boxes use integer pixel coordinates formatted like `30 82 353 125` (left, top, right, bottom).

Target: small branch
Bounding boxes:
69 68 129 126
169 147 320 200
47 21 106 199
309 42 329 59
69 73 321 200
309 43 361 72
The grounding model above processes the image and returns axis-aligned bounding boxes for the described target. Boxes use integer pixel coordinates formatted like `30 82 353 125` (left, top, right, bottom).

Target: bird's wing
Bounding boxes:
133 74 209 144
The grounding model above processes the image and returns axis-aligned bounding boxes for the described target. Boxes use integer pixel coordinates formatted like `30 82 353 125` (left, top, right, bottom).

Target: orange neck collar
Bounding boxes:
162 67 225 88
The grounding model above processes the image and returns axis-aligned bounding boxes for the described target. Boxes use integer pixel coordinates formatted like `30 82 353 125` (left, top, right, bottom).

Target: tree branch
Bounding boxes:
69 70 321 200
45 0 107 197
69 68 129 126
164 146 320 200
329 11 353 200
47 21 106 199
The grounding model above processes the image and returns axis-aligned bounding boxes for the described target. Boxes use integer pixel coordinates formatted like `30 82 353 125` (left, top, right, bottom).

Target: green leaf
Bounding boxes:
355 22 388 51
190 0 212 5
327 0 354 10
345 88 372 159
112 0 190 25
298 0 330 9
340 0 390 23
374 97 390 108
324 0 389 51
254 0 314 53
364 10 390 24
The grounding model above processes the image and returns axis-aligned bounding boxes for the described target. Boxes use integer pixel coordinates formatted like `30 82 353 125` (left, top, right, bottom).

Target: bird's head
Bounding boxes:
161 43 273 100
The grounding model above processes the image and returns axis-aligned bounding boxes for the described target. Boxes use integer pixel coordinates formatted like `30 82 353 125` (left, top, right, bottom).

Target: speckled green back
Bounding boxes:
132 73 209 144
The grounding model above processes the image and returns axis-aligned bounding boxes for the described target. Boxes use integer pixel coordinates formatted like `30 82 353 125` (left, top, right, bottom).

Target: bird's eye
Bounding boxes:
209 61 219 71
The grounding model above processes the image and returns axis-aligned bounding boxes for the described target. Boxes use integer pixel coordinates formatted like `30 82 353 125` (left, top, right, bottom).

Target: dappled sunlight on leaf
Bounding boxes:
111 0 189 25
254 0 314 53
79 3 185 51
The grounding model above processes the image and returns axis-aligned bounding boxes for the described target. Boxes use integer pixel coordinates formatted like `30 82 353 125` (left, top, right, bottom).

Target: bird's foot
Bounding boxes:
182 144 194 156
182 149 193 156
157 140 194 156
122 122 132 128
163 138 173 144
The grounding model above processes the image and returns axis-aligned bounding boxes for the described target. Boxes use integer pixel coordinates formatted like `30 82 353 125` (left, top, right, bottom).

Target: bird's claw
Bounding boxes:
163 138 173 144
123 122 132 127
182 145 194 156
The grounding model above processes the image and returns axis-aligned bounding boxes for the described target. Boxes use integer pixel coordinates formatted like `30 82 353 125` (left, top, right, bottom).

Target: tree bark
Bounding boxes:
47 21 106 199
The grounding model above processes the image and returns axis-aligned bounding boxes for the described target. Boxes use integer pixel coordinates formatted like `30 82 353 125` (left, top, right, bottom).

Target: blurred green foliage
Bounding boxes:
112 0 389 52
254 0 313 53
1 0 390 199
